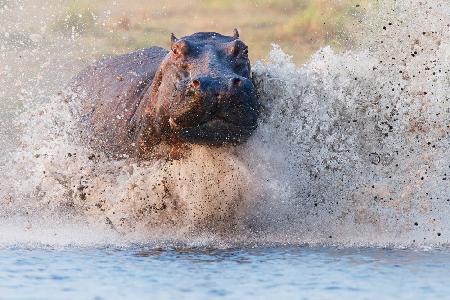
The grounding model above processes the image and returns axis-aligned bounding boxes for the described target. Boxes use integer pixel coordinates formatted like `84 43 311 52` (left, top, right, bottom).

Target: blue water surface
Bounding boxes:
0 246 449 300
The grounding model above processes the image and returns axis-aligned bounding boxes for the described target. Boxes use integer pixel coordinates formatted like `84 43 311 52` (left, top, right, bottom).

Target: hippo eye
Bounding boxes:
171 40 190 58
172 46 184 56
229 45 240 56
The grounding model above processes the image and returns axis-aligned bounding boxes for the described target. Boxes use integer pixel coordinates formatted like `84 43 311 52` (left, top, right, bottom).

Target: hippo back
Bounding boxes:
68 47 168 157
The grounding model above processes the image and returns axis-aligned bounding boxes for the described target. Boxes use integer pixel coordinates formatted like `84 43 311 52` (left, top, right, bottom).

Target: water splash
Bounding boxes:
1 0 449 248
246 0 450 246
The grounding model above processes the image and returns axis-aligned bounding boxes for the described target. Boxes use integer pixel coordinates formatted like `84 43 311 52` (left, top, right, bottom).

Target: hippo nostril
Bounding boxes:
231 77 242 87
191 79 201 89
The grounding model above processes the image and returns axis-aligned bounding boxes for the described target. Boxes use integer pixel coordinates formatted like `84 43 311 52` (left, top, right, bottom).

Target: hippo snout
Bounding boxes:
189 75 248 92
168 74 258 145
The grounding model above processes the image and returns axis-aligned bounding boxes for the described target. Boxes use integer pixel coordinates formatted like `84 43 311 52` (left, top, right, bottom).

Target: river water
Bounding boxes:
1 246 450 300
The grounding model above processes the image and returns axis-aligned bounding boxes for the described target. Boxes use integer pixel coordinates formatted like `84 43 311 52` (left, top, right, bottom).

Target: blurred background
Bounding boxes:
60 0 369 63
1 0 369 63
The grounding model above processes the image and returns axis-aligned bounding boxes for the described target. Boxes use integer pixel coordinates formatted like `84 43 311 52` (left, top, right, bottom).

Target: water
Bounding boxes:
0 0 450 298
1 0 449 247
1 246 450 300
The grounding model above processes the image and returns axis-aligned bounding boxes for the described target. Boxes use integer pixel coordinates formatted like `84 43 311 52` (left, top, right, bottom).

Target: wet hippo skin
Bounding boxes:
68 30 259 160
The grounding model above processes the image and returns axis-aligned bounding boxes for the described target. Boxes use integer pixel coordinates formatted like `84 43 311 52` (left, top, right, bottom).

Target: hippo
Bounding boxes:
67 29 259 160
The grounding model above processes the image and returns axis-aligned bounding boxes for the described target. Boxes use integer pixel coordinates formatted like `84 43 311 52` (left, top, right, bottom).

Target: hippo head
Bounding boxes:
147 30 259 146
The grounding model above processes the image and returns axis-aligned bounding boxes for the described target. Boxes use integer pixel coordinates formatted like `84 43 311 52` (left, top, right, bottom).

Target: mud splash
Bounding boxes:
0 0 449 247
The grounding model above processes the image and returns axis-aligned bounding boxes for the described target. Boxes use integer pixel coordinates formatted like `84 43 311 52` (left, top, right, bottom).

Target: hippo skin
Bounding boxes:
68 30 259 160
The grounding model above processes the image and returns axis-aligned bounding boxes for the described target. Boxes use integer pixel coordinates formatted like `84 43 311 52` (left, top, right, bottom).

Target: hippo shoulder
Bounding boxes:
73 47 167 82
67 47 168 157
69 46 168 109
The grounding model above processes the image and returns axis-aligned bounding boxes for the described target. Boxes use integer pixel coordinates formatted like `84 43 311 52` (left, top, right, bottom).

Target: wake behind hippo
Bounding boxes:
67 30 259 160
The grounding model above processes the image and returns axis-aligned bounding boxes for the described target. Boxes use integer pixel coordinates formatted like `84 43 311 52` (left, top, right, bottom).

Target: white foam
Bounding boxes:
1 0 449 248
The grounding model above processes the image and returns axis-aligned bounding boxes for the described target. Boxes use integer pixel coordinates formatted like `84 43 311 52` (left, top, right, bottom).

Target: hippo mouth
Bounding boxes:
166 78 259 145
169 115 257 145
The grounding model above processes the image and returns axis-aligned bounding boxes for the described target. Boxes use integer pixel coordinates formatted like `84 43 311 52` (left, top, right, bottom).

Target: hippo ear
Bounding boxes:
170 33 178 44
233 28 239 39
